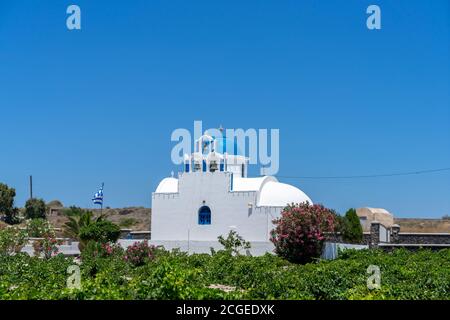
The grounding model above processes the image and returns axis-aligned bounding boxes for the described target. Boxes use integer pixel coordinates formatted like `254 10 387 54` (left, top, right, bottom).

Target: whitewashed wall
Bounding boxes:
22 240 367 260
152 171 282 242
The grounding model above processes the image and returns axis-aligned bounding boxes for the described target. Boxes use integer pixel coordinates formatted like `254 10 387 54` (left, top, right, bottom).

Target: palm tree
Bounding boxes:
64 210 102 240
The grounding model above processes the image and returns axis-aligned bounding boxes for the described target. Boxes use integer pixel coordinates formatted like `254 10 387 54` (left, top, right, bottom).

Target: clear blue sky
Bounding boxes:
0 0 449 217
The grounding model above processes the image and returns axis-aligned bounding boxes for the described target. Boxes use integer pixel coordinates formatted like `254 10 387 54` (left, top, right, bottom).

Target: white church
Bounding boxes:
151 132 313 249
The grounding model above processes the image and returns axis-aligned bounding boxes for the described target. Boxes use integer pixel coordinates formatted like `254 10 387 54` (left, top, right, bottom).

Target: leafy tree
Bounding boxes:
341 208 363 243
271 202 337 264
0 183 20 224
4 208 20 225
24 198 47 220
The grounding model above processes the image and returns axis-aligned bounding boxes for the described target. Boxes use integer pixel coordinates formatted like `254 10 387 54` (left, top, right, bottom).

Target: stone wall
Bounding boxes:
370 222 450 250
326 222 450 250
394 233 450 244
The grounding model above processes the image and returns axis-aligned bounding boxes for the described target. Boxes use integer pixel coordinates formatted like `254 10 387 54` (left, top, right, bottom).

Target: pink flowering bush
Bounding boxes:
26 218 62 259
125 240 157 266
32 234 62 259
83 241 123 259
271 203 337 264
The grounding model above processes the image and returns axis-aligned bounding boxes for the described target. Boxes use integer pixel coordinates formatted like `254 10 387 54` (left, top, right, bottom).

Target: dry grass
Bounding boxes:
394 218 450 233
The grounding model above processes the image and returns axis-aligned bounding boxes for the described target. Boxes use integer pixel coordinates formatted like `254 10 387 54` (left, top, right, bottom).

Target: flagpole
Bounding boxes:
101 182 104 216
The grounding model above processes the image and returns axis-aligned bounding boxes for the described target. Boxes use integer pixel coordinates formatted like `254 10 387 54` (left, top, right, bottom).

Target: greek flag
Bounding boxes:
92 183 104 206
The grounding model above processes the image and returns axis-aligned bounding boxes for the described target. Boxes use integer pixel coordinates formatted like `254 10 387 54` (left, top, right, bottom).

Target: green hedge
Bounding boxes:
0 248 449 299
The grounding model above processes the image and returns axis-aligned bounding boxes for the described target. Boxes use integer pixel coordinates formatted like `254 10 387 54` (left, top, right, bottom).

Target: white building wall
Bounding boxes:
152 171 282 242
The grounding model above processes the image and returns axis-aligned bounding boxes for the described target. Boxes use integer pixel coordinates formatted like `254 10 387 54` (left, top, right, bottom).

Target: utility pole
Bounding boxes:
29 175 33 199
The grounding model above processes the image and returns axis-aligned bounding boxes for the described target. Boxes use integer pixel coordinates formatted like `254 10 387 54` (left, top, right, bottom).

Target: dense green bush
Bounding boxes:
79 220 120 245
24 198 47 220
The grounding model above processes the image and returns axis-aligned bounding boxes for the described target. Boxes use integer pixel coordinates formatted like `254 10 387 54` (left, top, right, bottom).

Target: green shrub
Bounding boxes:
79 220 120 245
119 218 137 228
217 230 251 255
24 198 47 220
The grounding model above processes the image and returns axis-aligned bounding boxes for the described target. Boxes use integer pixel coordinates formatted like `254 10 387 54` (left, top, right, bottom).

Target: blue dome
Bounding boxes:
214 136 243 156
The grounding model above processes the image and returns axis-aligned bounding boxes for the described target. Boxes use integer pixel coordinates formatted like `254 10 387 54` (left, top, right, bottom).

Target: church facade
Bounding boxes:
151 133 312 243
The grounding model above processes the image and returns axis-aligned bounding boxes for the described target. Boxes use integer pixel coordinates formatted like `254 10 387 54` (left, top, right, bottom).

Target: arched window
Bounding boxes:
198 206 211 225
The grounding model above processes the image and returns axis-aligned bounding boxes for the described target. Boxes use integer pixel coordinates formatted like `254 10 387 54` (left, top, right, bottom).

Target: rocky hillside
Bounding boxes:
47 207 151 234
394 218 450 233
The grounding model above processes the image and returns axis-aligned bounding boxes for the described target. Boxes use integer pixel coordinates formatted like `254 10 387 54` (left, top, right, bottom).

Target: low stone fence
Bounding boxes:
369 222 450 250
326 222 450 250
394 233 450 245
